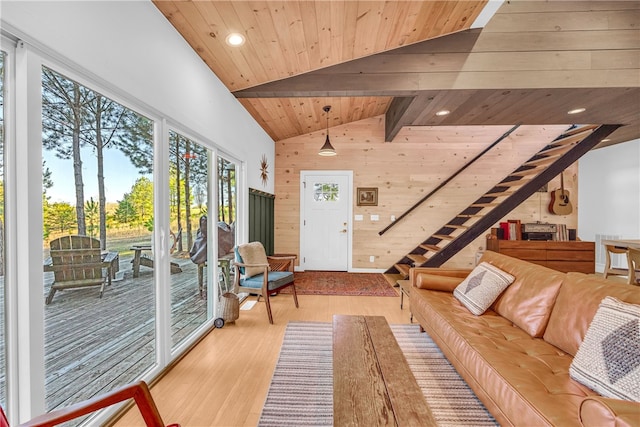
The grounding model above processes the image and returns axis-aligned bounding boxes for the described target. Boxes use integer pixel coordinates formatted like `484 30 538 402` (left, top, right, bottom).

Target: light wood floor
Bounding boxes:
112 292 411 427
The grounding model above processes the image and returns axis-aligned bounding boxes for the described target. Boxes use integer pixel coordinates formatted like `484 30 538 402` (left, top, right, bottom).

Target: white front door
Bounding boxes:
300 171 352 271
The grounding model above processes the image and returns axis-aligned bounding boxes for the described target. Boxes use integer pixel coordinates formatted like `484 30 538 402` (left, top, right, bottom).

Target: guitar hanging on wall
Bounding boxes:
548 172 573 215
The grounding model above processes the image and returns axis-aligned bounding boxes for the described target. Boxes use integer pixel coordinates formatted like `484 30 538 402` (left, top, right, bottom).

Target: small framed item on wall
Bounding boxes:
357 187 378 206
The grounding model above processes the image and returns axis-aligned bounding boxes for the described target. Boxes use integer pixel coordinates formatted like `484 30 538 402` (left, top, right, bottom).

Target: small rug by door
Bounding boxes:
258 322 497 427
279 271 398 297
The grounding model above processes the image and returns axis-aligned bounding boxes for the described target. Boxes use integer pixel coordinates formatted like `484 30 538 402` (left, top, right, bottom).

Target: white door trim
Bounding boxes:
299 170 353 272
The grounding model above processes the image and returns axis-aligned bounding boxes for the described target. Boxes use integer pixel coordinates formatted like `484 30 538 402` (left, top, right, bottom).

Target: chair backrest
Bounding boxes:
627 248 640 285
49 235 103 283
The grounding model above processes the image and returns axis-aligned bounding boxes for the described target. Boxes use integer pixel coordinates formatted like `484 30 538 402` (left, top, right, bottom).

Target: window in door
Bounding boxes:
314 183 340 202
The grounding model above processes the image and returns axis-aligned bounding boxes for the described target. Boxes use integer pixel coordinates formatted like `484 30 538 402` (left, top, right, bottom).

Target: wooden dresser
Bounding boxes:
486 239 595 274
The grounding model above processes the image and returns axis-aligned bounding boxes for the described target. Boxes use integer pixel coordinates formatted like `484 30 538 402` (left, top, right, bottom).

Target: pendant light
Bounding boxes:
318 105 337 156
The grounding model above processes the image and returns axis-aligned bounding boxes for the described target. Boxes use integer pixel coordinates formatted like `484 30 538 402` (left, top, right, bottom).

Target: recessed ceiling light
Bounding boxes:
435 110 450 116
567 108 586 115
601 138 611 142
225 33 245 46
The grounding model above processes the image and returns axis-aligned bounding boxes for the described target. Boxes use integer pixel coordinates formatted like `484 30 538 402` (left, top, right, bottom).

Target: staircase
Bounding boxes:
383 124 620 285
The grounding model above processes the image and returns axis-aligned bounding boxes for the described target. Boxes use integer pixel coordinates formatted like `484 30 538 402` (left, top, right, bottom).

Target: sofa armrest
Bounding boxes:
409 267 472 292
579 396 640 427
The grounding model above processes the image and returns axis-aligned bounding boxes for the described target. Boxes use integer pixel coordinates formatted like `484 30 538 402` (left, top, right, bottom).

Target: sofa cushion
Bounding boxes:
411 287 597 426
570 297 640 402
453 262 515 315
416 273 465 292
481 250 565 337
544 272 640 356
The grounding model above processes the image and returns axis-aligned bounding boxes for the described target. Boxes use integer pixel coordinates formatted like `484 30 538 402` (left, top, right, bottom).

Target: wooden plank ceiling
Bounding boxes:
153 1 640 147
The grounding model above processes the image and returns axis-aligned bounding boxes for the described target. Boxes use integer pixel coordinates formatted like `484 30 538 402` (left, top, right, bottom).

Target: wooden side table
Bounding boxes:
397 279 412 322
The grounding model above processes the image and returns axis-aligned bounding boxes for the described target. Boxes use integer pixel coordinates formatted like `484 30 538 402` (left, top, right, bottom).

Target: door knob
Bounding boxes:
340 229 347 233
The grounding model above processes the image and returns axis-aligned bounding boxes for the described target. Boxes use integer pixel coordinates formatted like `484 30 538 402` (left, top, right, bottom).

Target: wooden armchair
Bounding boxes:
233 242 298 324
0 380 178 427
45 235 117 304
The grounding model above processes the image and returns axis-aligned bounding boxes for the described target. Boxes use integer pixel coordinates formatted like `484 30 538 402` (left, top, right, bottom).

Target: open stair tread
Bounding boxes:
494 179 527 187
420 244 442 252
511 167 542 177
484 190 514 197
407 253 428 264
470 202 499 208
394 263 411 276
559 124 598 138
547 129 595 148
444 224 468 230
537 143 575 156
382 273 404 288
523 155 560 167
432 234 455 241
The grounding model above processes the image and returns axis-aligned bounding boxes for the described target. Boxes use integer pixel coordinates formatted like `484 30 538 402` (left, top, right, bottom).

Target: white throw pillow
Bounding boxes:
453 262 515 315
237 242 269 278
570 296 640 402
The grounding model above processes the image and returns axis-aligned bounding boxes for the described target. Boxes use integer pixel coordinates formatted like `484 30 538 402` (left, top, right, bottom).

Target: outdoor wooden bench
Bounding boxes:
332 314 435 426
131 244 182 277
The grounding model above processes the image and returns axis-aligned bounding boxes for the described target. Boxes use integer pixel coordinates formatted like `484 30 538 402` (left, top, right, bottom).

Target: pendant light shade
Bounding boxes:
319 105 337 156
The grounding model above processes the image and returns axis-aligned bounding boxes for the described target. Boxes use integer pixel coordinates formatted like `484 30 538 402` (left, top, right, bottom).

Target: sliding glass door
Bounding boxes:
169 130 210 349
0 50 6 411
41 66 156 412
217 155 237 294
0 36 247 425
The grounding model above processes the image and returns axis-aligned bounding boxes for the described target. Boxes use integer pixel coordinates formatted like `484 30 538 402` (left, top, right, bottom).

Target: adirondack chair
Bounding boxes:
45 235 116 305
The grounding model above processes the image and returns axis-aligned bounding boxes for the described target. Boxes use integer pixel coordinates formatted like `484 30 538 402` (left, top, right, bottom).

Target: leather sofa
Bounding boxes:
409 250 640 427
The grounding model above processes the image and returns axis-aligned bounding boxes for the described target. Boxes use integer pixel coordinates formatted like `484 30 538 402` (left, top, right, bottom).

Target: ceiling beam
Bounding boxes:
233 26 639 99
233 29 482 98
385 97 415 142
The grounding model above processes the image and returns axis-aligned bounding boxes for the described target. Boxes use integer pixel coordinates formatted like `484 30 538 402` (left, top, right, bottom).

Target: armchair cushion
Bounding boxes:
237 242 269 278
240 271 294 291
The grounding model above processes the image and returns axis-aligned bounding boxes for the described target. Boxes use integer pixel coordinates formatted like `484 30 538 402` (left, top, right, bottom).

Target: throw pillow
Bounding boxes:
453 262 515 315
237 242 269 278
569 296 640 402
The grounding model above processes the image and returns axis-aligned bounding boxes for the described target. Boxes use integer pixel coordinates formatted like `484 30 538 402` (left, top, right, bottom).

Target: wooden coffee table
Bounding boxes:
332 315 435 426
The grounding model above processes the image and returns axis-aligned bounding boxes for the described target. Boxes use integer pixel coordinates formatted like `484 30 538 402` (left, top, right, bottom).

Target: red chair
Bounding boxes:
0 381 178 427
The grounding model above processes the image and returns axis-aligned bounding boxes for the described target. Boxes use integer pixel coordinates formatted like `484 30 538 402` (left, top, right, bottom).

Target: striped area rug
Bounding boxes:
258 322 497 427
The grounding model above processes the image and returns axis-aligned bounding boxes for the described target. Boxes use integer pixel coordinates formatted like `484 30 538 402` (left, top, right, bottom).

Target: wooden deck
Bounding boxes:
1 253 218 413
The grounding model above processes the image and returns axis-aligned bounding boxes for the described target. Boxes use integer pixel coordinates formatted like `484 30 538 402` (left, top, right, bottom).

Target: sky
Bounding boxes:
43 145 149 205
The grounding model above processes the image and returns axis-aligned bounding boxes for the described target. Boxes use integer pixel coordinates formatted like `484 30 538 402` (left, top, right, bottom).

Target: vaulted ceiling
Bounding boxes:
153 1 640 148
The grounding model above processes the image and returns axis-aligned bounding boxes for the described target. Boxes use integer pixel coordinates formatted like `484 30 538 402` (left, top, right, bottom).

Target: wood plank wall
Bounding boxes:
275 117 580 269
